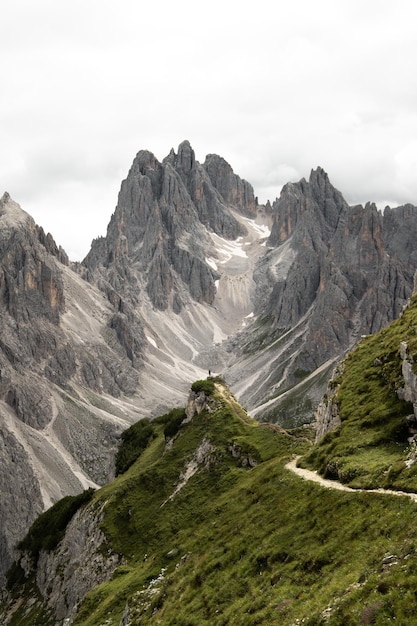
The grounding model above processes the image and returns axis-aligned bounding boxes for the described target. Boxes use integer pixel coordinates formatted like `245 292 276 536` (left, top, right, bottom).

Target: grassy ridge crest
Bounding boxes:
302 294 417 492
4 379 417 625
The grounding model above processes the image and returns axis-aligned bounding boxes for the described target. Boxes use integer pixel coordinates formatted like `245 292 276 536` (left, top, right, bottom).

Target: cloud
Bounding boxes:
1 0 417 259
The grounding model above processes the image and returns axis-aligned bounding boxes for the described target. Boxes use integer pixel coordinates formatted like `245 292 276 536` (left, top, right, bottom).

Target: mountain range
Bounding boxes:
3 357 417 624
2 140 417 608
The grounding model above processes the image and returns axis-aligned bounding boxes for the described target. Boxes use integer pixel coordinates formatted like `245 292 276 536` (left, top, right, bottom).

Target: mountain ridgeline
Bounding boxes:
82 141 257 312
4 376 417 625
2 140 417 597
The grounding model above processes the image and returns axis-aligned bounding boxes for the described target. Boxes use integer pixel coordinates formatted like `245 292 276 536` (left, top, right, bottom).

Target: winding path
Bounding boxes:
285 456 417 503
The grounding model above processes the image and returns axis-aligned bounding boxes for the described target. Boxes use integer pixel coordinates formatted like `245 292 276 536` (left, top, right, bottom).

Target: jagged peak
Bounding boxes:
364 200 379 212
309 166 329 183
204 152 230 168
161 140 196 174
131 149 161 173
0 192 34 229
1 191 11 205
0 193 69 264
269 166 348 245
177 139 193 152
308 167 341 202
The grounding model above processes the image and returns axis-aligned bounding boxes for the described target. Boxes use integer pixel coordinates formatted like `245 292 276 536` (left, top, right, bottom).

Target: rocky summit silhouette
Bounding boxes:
1 141 417 585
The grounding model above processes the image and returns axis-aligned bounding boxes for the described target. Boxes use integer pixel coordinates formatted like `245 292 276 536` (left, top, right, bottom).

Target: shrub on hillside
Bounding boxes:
115 419 156 476
17 488 95 564
191 379 215 395
155 407 186 439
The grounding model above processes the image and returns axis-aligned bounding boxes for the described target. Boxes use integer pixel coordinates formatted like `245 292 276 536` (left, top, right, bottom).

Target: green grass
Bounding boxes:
115 418 156 475
302 294 417 491
191 378 216 395
76 457 417 626
6 379 417 625
14 488 95 566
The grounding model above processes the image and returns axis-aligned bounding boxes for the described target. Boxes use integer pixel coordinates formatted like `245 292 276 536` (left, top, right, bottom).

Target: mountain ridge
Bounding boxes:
2 140 417 592
4 377 417 625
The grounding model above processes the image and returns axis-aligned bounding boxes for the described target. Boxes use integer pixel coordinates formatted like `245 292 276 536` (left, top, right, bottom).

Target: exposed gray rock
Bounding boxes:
314 395 342 443
119 602 130 626
185 390 209 421
84 141 249 312
14 503 123 624
0 193 65 324
165 140 248 238
204 153 257 218
397 341 417 415
0 428 43 588
314 366 343 442
227 168 417 426
266 170 411 356
227 441 258 467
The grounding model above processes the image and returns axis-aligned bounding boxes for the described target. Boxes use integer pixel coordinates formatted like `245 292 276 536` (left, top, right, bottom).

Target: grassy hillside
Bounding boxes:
301 293 417 492
4 378 417 625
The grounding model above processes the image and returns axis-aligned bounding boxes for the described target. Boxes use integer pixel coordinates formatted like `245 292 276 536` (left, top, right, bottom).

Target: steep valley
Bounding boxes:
2 140 417 615
3 376 417 625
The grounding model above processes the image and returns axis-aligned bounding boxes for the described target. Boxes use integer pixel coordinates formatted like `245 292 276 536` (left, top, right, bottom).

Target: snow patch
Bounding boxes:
146 335 158 349
210 233 248 263
205 256 218 271
242 217 271 237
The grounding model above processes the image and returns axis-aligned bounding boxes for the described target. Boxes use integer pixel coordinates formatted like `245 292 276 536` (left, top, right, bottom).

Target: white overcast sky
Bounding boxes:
2 0 417 260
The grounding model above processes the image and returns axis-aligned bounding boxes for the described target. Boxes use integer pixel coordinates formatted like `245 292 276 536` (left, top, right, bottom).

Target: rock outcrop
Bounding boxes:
83 141 257 312
313 368 343 442
226 168 417 426
3 145 417 593
0 194 145 586
34 505 122 624
397 341 417 417
2 500 122 625
185 390 210 421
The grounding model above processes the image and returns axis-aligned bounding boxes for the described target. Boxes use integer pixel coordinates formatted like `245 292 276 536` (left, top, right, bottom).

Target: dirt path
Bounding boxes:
285 456 417 503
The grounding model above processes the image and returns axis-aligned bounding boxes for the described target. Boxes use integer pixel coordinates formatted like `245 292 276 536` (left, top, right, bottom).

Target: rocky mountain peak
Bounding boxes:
1 190 10 205
83 141 257 312
308 165 330 190
163 140 195 173
128 149 164 200
0 194 65 324
5 145 417 600
269 167 347 246
0 191 33 230
203 153 257 217
176 139 196 173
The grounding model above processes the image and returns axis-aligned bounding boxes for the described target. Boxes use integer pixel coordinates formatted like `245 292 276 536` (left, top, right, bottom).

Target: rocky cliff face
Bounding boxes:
0 194 146 586
3 144 417 593
1 497 123 625
83 140 256 313
226 168 417 426
267 169 412 349
0 144 262 587
313 369 342 443
35 504 122 624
